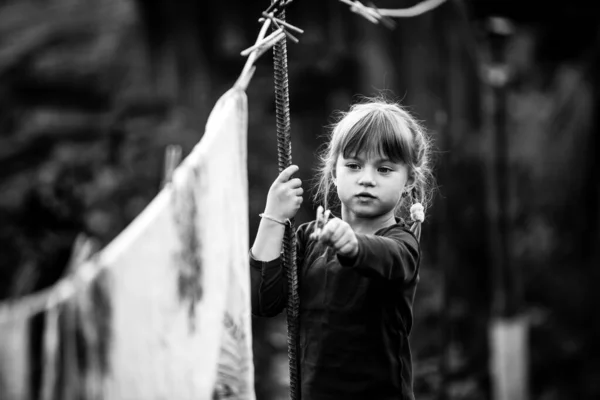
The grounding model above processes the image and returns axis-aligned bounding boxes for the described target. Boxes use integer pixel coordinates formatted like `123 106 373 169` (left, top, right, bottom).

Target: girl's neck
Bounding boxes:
341 208 397 235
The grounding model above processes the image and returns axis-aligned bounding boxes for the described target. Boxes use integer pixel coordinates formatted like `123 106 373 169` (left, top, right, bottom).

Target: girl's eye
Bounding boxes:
346 163 360 170
378 167 392 174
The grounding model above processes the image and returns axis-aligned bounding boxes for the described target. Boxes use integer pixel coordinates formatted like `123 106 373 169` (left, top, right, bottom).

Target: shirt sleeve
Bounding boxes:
337 227 420 283
250 253 287 317
249 222 311 317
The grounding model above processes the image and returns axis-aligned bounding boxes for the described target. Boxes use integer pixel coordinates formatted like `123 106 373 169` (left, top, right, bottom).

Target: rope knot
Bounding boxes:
410 202 425 223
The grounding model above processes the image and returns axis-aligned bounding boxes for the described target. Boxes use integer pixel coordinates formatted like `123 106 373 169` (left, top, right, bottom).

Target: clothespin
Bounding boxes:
367 2 396 29
259 12 304 43
339 0 447 26
236 6 303 90
236 18 273 90
65 233 100 274
339 0 380 24
162 144 182 188
240 27 286 56
311 205 331 240
264 0 294 17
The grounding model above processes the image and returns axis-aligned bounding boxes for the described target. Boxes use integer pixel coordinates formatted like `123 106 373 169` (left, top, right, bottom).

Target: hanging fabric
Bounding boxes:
97 86 254 400
0 312 30 400
0 86 255 400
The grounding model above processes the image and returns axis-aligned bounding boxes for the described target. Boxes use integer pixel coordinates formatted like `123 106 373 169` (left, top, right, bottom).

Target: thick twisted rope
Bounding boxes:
271 4 300 400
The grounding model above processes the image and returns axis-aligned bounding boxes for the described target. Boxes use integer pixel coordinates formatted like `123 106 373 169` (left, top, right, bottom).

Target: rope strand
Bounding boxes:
271 4 301 400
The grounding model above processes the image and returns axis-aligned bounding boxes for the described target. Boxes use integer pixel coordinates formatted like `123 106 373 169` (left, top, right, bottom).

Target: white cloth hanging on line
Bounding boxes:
97 86 254 400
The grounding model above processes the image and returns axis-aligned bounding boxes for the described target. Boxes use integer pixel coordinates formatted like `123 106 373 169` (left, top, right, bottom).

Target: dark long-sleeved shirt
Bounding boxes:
250 220 420 400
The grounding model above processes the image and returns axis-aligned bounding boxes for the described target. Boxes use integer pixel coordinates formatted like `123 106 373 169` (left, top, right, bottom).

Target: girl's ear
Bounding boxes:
405 171 417 191
403 176 415 194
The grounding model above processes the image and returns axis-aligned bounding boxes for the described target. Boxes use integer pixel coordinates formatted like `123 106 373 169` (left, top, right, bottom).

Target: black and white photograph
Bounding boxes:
0 1 598 399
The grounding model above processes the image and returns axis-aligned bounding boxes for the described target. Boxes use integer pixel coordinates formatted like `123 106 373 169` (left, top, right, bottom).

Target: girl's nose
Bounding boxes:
358 169 376 187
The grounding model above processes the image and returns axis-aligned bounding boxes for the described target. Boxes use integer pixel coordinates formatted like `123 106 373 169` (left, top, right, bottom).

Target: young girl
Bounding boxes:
250 97 434 400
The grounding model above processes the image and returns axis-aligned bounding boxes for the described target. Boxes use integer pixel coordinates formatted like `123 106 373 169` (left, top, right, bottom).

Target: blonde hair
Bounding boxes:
313 96 435 222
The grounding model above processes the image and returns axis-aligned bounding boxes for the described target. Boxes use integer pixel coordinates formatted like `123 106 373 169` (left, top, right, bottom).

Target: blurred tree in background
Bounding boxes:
0 0 598 399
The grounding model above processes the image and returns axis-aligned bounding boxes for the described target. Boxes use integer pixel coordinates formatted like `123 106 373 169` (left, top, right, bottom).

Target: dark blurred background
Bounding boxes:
1 0 599 399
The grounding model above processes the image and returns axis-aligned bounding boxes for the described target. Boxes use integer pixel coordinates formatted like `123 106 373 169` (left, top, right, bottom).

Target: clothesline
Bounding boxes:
338 0 448 26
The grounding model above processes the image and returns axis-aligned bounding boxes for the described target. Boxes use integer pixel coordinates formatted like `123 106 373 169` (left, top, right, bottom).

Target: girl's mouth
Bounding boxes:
355 192 376 199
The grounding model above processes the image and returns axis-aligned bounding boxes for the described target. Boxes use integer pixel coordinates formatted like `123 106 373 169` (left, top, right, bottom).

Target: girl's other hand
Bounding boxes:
316 218 358 257
264 164 303 220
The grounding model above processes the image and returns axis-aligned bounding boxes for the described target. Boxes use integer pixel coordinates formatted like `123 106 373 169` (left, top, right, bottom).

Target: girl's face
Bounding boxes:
334 150 411 221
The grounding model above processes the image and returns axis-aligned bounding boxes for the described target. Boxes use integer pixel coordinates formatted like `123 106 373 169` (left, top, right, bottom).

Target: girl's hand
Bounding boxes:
315 218 358 257
264 165 303 220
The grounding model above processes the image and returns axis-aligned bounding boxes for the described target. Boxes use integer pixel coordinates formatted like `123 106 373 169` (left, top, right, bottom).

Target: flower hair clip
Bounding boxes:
410 203 425 223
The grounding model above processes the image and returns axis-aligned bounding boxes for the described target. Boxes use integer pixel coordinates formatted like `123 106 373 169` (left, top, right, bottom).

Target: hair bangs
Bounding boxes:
339 108 413 164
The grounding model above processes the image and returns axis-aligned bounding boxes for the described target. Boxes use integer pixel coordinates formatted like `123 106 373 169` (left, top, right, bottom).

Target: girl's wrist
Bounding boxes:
259 212 291 226
343 244 359 258
262 205 288 221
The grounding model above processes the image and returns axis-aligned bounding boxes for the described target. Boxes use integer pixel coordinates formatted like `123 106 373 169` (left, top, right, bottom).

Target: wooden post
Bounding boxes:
484 16 529 400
